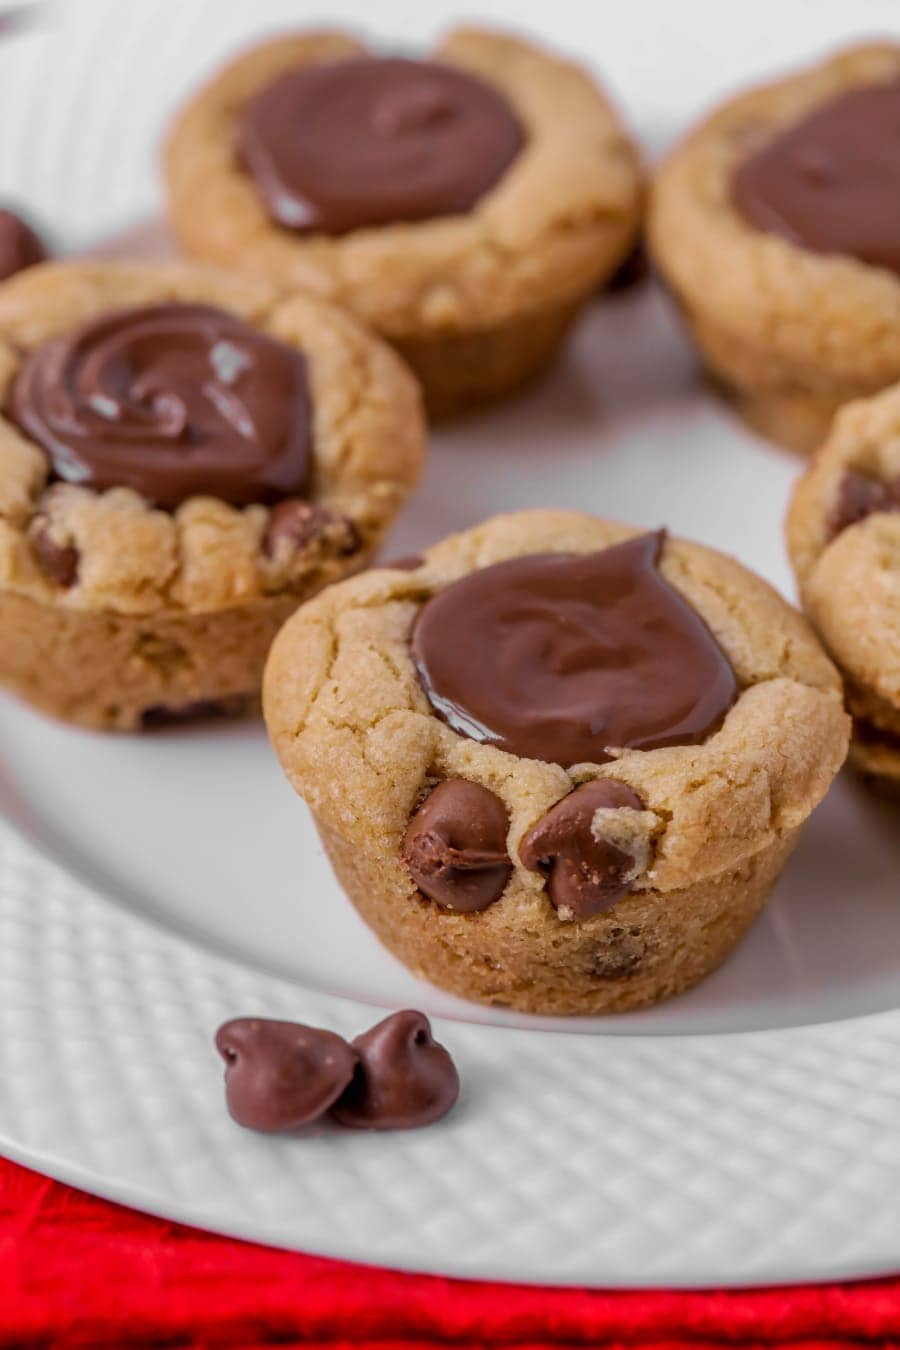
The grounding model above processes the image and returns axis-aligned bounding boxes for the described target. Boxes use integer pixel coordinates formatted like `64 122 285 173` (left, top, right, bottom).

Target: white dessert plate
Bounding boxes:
1 0 900 1289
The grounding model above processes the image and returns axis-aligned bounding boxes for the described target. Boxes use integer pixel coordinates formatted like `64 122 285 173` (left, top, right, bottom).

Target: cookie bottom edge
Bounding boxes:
315 813 799 1016
0 587 303 732
393 296 583 421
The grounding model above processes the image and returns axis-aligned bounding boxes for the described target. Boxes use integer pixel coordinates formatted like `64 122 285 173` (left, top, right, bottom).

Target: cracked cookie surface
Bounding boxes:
264 510 848 1013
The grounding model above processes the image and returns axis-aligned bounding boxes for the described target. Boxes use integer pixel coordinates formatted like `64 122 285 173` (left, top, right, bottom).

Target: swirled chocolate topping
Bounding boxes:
412 533 738 767
238 56 524 235
402 779 511 912
0 208 46 282
11 303 312 510
732 78 900 275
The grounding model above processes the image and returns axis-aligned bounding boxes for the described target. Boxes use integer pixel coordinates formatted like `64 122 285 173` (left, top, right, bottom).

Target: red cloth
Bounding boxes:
1 1157 899 1348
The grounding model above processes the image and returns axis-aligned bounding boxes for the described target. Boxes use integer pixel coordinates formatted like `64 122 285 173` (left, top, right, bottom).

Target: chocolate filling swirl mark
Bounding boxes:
10 303 312 510
411 532 739 768
238 56 524 235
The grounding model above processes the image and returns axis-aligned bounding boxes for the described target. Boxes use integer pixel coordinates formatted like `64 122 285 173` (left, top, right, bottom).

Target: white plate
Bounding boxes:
1 0 900 1289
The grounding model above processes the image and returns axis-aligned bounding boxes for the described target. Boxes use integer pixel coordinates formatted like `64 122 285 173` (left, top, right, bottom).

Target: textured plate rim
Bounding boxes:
3 803 900 1289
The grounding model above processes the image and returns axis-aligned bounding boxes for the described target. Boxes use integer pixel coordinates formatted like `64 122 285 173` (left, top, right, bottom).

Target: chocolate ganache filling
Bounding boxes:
732 77 900 275
411 532 738 767
11 303 312 510
238 56 524 235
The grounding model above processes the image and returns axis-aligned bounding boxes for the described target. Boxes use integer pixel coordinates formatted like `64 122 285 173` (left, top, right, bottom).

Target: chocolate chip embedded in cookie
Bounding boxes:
402 779 511 912
264 509 849 1015
0 260 425 731
826 469 900 540
0 208 46 283
216 1017 358 1132
649 43 900 453
331 1011 459 1130
165 27 642 419
787 381 900 787
264 500 359 561
519 780 647 920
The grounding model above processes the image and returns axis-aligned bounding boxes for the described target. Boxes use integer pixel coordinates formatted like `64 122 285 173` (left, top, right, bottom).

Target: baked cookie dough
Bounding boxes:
787 383 900 787
0 261 424 730
164 28 642 419
648 43 900 453
264 510 848 1014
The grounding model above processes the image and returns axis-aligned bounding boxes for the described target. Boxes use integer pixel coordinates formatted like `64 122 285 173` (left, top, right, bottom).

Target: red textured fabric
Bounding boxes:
1 1158 900 1348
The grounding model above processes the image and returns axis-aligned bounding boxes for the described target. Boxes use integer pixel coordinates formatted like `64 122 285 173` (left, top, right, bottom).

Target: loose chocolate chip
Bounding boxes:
215 1017 358 1132
383 554 424 571
827 470 900 539
0 208 46 283
402 779 511 912
31 524 78 587
519 779 646 920
331 1010 459 1130
264 499 359 559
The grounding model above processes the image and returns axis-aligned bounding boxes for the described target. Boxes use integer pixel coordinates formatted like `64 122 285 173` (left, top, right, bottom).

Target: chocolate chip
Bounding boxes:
402 779 511 912
31 524 78 587
0 208 46 283
519 779 646 920
330 1011 459 1130
265 499 359 559
215 1017 358 1132
383 553 424 571
827 470 900 539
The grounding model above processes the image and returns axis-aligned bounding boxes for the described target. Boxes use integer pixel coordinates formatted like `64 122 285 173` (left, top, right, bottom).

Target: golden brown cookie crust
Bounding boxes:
164 28 642 415
648 43 900 453
787 382 900 782
0 260 425 728
264 509 849 1013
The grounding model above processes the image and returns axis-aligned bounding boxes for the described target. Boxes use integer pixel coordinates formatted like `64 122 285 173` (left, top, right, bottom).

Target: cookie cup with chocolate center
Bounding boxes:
787 383 900 789
165 27 641 419
0 261 424 730
264 509 848 1015
648 43 900 453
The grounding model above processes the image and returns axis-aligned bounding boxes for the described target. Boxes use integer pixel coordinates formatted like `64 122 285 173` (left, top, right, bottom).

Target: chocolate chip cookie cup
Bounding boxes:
787 383 900 790
164 28 642 419
264 510 849 1015
648 43 900 453
0 261 424 731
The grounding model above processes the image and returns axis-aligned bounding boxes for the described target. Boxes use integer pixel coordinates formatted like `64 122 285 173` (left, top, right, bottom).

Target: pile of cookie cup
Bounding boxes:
2 27 899 1018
